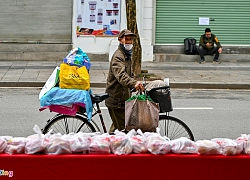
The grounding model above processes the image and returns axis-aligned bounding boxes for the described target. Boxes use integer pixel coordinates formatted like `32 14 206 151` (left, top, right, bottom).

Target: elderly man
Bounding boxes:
105 29 144 132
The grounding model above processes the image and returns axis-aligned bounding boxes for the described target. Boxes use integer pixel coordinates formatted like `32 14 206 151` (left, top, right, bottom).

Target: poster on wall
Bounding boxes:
77 0 121 36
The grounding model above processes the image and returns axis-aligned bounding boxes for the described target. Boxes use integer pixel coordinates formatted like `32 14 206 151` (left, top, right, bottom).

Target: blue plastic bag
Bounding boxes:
64 47 91 71
40 87 93 120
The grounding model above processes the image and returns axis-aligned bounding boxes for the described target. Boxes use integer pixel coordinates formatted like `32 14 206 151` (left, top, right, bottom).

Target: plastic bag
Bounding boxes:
110 130 133 155
0 137 8 153
64 47 91 70
25 125 49 154
126 93 154 102
145 80 167 91
88 133 111 154
129 129 148 154
59 63 90 90
144 128 171 155
45 133 72 155
39 66 60 100
236 134 250 154
5 137 27 154
125 95 159 132
171 137 198 154
212 138 243 156
39 87 93 121
66 132 94 154
196 140 221 155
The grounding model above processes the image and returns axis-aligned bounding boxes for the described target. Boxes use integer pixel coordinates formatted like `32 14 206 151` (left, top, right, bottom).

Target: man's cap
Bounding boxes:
205 28 211 32
118 29 137 38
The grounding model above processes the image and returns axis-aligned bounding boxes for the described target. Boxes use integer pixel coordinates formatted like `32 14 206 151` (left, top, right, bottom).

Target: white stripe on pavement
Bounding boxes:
174 107 213 110
100 107 213 110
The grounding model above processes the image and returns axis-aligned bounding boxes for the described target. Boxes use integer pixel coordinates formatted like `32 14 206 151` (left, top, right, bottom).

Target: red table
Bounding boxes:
0 153 250 180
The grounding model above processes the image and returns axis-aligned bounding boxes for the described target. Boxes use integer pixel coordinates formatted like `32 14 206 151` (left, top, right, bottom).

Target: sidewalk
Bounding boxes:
0 60 250 89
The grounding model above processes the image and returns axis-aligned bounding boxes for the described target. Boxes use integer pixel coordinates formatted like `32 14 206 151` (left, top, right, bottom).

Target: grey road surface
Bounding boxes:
0 88 249 141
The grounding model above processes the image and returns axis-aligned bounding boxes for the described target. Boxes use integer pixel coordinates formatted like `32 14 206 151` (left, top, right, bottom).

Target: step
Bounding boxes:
0 43 72 52
0 44 72 61
154 45 250 54
0 52 109 61
0 52 70 61
154 54 250 62
0 43 109 61
0 43 72 61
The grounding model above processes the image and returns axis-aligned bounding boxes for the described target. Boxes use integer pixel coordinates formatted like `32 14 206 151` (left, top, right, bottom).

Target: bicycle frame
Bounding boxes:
94 103 107 133
80 101 108 133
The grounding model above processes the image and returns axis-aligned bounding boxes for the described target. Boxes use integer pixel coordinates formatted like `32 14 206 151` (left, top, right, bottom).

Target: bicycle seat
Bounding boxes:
91 93 109 103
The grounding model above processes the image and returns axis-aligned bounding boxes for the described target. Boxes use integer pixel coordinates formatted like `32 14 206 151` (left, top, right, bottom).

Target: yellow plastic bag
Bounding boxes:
59 63 90 90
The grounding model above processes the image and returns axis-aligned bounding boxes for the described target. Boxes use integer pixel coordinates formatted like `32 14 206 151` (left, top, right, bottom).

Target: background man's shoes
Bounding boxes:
213 59 221 64
199 59 205 64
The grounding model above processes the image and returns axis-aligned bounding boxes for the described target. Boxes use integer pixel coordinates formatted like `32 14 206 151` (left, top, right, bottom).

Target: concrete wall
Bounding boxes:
73 0 154 62
0 0 72 43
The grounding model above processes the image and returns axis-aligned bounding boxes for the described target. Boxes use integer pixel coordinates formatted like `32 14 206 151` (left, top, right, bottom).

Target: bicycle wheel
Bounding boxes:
158 115 195 141
42 114 96 134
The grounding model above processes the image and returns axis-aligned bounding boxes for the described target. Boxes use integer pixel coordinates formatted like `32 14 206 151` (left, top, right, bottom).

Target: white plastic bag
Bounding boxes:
45 133 72 155
39 66 60 100
110 130 133 155
129 129 147 154
236 134 250 155
145 128 171 155
5 137 27 154
0 137 8 153
212 138 243 156
145 80 167 91
25 125 49 154
171 137 198 154
67 132 93 154
196 140 221 155
88 133 111 154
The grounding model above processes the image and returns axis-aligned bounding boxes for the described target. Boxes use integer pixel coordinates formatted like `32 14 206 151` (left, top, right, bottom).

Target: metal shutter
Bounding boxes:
0 0 72 43
155 0 250 45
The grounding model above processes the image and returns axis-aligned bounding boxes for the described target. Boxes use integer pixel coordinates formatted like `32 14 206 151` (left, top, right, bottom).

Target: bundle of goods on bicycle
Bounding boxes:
39 87 93 120
1 125 250 156
39 47 91 98
59 47 91 91
63 47 91 70
38 47 93 118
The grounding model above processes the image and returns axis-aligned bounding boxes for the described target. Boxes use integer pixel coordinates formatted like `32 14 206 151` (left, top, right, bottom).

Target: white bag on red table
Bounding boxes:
125 93 160 132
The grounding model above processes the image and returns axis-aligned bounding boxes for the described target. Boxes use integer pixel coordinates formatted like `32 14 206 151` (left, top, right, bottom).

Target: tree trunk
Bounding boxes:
126 0 142 80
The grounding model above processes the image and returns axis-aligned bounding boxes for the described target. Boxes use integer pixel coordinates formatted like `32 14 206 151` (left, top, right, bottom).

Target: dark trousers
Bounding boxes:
107 108 125 132
197 46 220 60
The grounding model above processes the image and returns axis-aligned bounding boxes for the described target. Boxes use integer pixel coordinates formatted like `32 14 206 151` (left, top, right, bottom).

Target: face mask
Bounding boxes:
206 35 211 38
124 44 133 51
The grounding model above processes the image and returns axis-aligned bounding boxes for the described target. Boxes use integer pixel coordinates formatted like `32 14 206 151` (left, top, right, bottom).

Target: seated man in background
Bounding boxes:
198 28 222 64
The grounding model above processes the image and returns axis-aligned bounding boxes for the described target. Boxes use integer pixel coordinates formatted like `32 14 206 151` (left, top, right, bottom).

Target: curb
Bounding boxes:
0 82 45 88
0 82 249 89
170 82 250 89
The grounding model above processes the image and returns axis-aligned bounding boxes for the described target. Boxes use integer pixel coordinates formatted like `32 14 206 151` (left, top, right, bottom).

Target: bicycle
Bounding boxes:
42 86 195 141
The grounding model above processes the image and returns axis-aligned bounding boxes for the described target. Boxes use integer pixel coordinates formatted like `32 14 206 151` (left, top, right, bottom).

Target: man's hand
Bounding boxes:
134 81 144 91
218 47 222 53
206 42 211 47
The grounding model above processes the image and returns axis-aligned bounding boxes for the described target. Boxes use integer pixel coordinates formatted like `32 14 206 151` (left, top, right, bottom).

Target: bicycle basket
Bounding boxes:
147 86 173 113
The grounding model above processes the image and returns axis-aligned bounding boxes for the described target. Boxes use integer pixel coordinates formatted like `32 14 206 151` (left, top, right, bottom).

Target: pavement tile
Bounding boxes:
27 61 43 66
0 60 249 89
11 61 28 66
